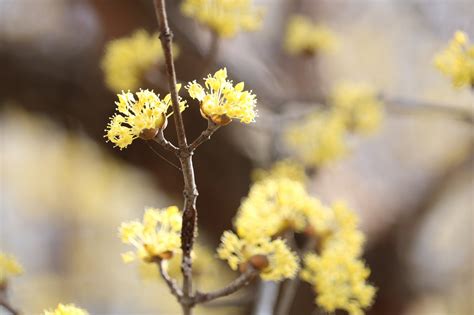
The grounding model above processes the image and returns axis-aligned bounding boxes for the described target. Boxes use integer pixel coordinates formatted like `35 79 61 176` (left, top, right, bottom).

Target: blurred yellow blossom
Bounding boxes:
330 82 384 134
186 68 257 124
285 111 347 167
301 201 375 315
0 252 23 284
252 159 307 183
235 178 313 239
105 87 186 149
301 252 375 315
217 231 298 281
284 15 338 56
119 206 182 263
181 0 264 38
434 31 474 89
101 29 179 92
44 304 89 315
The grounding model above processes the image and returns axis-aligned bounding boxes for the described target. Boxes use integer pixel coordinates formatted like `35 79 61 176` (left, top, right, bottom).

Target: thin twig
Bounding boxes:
154 130 179 153
157 259 183 299
0 287 19 315
188 120 220 152
276 237 316 315
382 94 474 124
0 301 19 315
195 267 259 304
146 142 182 171
153 1 200 313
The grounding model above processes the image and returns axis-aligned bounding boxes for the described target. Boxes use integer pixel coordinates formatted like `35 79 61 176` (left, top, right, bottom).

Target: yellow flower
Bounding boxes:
301 201 375 314
284 15 338 56
434 30 474 88
105 87 186 149
101 29 179 92
181 0 264 38
217 231 299 281
235 178 314 239
330 82 384 134
285 111 347 167
252 159 307 184
44 304 89 315
301 252 375 315
0 252 23 284
186 68 257 124
119 206 182 263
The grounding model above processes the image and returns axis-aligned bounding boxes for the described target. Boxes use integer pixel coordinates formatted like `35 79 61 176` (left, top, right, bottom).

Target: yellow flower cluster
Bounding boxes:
330 82 384 134
302 252 375 315
0 252 23 284
44 304 89 315
181 0 263 38
217 231 298 281
101 29 178 92
285 82 383 167
119 206 182 263
301 202 375 315
252 159 307 184
285 111 347 167
434 31 474 89
235 178 323 239
105 87 186 149
284 15 338 56
186 68 257 124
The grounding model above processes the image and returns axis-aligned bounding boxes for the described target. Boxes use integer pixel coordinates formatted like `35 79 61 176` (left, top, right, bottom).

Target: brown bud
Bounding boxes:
304 225 316 237
139 128 159 140
248 254 269 271
199 108 232 126
239 262 249 274
158 251 174 260
138 114 168 140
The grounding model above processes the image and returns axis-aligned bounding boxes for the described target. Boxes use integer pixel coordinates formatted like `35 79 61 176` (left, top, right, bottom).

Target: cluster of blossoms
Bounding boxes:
434 31 474 89
251 159 308 184
217 231 298 281
330 82 384 134
239 162 375 314
119 206 182 263
101 30 179 92
186 68 257 125
105 68 256 150
43 304 89 315
285 111 348 167
0 252 23 285
105 87 186 149
181 0 264 38
285 82 384 167
284 15 338 56
301 202 376 315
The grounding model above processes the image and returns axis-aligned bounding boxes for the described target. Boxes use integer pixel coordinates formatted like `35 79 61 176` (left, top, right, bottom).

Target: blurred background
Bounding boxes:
0 0 473 314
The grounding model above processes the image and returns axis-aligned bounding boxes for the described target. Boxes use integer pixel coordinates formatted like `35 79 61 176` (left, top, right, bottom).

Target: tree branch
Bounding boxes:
154 129 179 153
195 267 259 304
153 1 199 313
275 237 316 315
0 286 19 315
157 259 183 299
188 120 220 152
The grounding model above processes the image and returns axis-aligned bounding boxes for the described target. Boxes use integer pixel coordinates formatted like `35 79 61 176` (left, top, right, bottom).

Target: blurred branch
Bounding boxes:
195 267 259 304
276 237 316 315
381 94 474 124
0 285 20 315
